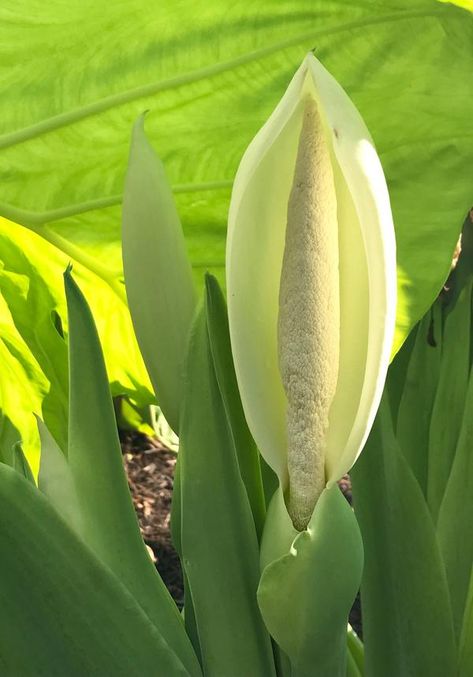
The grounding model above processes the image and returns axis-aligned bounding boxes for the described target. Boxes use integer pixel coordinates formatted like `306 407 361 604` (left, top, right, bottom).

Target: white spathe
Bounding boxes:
226 53 396 528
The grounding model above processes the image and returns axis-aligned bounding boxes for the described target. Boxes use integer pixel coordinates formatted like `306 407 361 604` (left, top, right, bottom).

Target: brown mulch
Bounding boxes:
121 431 184 608
121 431 362 637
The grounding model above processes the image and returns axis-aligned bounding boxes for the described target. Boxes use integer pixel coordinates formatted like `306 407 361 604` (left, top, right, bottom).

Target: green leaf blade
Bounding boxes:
178 295 276 677
12 441 34 483
351 397 457 677
427 281 472 519
459 568 473 677
396 308 441 495
437 362 473 640
122 117 197 432
0 463 188 676
64 268 201 676
204 274 266 539
257 486 363 677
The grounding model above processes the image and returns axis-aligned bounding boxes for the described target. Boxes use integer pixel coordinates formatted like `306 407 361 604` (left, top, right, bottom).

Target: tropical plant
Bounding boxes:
1 0 473 469
0 48 472 676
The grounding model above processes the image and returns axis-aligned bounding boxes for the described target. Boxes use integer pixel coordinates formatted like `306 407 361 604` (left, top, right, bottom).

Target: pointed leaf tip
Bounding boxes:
122 117 197 432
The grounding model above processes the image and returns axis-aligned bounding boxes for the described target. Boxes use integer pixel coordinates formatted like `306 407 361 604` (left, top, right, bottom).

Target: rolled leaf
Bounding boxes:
122 116 197 432
257 484 363 677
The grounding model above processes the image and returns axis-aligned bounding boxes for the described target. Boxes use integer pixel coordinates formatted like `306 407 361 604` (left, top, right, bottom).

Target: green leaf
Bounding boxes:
170 453 203 666
346 650 363 677
0 463 189 676
37 415 82 532
64 268 201 676
0 217 152 467
178 291 276 677
427 280 472 520
122 117 197 432
385 321 417 426
0 279 50 469
0 225 68 451
12 441 34 483
351 396 457 677
459 568 473 676
438 0 473 11
1 1 472 446
205 274 266 539
114 395 155 436
257 485 363 677
437 363 473 640
395 306 442 495
347 627 364 676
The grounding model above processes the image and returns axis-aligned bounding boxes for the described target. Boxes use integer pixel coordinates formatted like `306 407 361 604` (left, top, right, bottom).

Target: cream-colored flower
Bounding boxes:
226 53 396 530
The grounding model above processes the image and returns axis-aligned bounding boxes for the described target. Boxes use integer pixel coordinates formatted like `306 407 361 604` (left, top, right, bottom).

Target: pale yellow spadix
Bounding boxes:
226 53 396 530
279 98 340 530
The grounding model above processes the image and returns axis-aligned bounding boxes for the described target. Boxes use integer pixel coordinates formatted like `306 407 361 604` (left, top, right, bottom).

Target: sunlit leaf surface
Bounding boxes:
0 1 472 455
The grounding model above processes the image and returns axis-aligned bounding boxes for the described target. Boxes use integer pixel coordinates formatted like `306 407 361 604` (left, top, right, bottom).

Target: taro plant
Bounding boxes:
0 52 472 677
1 0 473 467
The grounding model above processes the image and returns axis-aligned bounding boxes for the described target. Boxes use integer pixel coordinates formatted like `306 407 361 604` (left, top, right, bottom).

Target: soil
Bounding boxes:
121 431 184 607
121 431 362 637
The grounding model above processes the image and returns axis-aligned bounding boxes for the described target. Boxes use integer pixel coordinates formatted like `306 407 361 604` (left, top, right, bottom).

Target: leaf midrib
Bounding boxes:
0 6 444 152
0 180 233 227
0 3 452 291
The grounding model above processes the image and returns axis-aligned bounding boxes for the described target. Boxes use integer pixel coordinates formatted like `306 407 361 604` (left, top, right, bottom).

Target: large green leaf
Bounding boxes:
0 216 152 465
0 223 68 451
0 0 472 446
440 0 473 10
0 303 45 469
0 462 189 676
351 396 457 677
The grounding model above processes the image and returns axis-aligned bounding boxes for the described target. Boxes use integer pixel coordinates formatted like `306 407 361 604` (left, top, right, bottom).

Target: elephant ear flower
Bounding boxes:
226 53 396 530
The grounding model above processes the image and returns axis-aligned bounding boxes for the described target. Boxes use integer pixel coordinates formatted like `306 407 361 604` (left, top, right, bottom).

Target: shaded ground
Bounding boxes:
121 431 362 636
121 431 184 608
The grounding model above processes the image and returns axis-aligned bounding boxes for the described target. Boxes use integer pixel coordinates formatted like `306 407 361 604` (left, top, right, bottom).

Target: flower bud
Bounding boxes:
226 53 396 529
